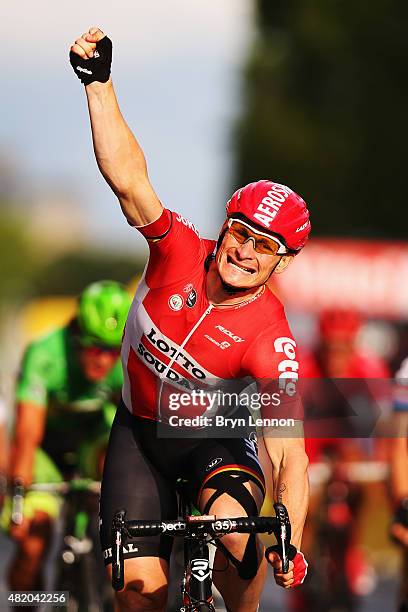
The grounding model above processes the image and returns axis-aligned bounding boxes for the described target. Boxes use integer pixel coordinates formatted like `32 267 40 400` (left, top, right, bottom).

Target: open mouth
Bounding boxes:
227 255 256 274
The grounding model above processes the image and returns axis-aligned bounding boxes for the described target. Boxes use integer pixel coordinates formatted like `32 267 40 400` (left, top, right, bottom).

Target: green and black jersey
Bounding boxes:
15 325 123 469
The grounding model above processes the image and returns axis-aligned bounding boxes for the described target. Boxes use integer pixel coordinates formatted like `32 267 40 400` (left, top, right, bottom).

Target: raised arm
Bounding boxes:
70 28 163 227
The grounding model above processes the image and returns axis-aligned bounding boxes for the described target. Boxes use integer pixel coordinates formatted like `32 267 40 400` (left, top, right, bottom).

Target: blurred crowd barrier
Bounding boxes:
273 238 408 319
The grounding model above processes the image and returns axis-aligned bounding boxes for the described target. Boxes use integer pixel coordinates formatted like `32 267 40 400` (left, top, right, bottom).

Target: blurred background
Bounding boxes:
1 1 408 610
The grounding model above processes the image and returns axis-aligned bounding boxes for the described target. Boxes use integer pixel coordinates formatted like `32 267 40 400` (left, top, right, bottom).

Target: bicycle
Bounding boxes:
110 485 293 612
19 479 112 612
295 460 388 612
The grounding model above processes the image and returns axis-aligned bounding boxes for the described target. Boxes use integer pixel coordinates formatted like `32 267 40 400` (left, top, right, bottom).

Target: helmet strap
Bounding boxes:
216 227 227 252
273 255 293 275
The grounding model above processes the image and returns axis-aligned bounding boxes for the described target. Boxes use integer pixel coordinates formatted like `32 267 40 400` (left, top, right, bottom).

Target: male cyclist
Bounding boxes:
2 280 131 592
302 308 390 463
70 28 310 612
294 309 390 610
390 357 408 610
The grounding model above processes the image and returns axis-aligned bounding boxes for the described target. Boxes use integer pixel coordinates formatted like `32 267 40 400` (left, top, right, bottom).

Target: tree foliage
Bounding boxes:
0 205 144 307
32 252 145 296
0 213 39 303
234 0 408 237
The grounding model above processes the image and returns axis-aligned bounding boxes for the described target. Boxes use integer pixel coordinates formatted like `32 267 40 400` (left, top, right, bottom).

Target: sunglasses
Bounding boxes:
227 219 289 256
81 345 121 358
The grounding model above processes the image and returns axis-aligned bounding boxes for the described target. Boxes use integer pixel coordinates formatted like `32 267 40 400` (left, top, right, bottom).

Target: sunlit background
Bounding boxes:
1 1 407 610
1 0 253 385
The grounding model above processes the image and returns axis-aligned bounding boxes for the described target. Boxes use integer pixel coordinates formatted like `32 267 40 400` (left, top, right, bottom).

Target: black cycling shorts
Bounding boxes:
99 401 265 565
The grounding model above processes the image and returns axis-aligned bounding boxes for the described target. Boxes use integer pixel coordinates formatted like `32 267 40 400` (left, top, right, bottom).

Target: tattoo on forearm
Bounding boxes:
278 482 286 503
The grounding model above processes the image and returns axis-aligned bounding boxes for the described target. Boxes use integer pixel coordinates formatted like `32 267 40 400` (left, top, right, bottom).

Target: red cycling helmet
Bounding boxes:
225 180 311 253
319 308 362 342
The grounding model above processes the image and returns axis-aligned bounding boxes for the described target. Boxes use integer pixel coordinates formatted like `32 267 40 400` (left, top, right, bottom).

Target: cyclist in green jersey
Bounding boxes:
1 280 131 592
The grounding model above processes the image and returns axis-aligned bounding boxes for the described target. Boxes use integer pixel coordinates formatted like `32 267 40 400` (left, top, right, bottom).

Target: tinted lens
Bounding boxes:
229 224 251 244
82 345 120 357
229 222 280 255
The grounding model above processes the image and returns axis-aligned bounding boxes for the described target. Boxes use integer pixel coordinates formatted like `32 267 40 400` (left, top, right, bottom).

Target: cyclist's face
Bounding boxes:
216 229 286 289
320 339 355 378
79 346 120 381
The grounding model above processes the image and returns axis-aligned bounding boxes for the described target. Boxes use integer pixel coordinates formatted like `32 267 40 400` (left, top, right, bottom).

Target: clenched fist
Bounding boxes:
69 27 112 85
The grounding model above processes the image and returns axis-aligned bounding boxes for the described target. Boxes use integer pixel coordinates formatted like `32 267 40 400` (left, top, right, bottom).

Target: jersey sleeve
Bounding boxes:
136 209 211 288
241 322 303 421
15 341 52 407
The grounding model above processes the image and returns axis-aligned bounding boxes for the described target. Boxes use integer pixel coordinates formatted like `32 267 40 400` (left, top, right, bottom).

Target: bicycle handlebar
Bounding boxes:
111 502 292 591
124 515 277 538
29 480 101 494
10 479 100 526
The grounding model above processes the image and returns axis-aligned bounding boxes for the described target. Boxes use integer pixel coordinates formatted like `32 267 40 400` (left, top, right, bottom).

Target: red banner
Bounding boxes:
272 239 408 318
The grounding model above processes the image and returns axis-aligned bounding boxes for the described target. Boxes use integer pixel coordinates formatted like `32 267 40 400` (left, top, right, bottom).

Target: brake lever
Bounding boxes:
111 509 126 591
273 502 291 573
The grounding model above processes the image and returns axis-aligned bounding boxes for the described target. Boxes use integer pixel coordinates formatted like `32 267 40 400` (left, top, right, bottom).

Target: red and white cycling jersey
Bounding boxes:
300 348 390 462
121 210 301 422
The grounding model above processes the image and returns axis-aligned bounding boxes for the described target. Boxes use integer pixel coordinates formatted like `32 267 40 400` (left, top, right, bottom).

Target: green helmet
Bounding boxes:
77 281 132 347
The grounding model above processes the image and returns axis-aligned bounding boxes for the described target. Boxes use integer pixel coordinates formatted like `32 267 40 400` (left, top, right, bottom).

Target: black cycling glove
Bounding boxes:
69 36 112 85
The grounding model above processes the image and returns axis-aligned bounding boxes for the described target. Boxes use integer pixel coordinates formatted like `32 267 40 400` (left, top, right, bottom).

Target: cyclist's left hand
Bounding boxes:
267 549 308 588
